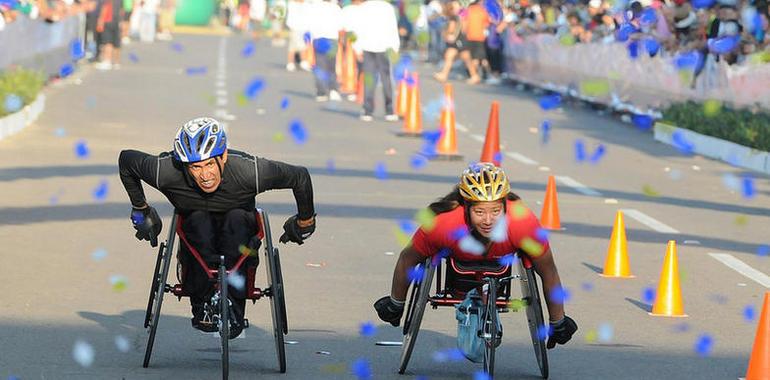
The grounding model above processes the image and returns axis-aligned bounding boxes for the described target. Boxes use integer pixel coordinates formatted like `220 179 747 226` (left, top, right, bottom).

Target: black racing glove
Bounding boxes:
130 206 163 248
546 315 578 349
374 296 405 327
279 214 315 245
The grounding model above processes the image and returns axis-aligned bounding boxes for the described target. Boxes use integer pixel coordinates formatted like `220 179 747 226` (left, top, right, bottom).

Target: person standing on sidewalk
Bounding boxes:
286 0 311 72
95 0 124 70
308 0 343 102
353 0 400 122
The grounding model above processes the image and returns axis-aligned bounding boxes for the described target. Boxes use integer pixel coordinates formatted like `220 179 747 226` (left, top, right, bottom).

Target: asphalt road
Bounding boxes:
1 31 769 380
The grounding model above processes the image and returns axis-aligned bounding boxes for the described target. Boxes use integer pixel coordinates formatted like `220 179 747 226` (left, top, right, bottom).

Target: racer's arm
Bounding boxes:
529 247 564 322
256 157 315 225
389 245 425 302
118 149 159 208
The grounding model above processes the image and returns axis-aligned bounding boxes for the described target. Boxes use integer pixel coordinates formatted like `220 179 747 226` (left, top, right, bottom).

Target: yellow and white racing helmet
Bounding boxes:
458 162 510 202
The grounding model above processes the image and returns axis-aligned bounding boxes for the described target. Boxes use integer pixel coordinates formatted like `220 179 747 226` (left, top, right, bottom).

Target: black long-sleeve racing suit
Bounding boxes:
118 148 315 317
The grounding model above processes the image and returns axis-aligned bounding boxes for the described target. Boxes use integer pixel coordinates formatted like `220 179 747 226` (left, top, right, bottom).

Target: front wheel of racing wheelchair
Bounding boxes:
141 208 289 379
397 252 550 379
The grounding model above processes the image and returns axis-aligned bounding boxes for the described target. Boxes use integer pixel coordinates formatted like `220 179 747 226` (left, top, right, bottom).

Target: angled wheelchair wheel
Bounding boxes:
398 259 435 375
143 215 177 368
518 262 549 379
144 242 165 329
219 258 230 380
263 212 287 373
482 283 499 379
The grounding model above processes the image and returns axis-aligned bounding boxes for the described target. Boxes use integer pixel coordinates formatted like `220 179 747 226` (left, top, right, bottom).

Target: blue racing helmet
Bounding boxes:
173 117 227 163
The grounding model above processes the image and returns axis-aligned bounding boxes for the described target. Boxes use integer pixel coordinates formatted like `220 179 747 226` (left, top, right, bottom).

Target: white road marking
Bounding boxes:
505 152 538 166
217 98 227 106
619 209 680 233
709 253 770 288
555 175 602 196
456 123 469 133
216 80 225 88
470 134 485 142
216 89 227 96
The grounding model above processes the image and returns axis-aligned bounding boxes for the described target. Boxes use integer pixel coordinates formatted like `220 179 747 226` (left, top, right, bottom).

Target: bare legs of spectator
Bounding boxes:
434 48 478 83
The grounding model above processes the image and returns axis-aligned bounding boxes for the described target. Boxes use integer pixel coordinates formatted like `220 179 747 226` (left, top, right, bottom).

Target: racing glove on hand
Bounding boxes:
546 315 578 349
130 206 163 248
374 296 405 327
279 214 315 245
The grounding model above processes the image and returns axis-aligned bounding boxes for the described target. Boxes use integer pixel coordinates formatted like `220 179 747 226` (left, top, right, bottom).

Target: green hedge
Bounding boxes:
661 101 770 152
0 68 45 118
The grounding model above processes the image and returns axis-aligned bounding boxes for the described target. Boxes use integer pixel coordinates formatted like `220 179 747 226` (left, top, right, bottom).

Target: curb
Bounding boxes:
0 94 46 141
654 122 770 175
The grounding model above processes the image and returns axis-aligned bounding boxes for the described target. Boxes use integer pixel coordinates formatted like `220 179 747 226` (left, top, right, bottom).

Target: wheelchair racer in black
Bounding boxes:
119 117 316 339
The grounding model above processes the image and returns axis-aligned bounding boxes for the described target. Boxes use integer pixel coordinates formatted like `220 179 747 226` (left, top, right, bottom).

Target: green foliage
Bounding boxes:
0 67 45 117
661 101 770 152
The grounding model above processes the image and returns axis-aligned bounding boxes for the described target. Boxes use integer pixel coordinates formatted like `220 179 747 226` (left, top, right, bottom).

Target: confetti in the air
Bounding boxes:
114 335 130 352
4 94 23 113
288 119 308 145
110 275 128 292
641 184 660 197
227 273 246 290
473 371 491 380
538 94 561 111
631 114 654 130
489 215 508 243
59 63 74 78
574 140 586 162
708 36 740 54
244 77 266 99
93 179 109 201
128 53 139 63
374 162 388 180
673 322 690 333
54 127 67 137
498 253 518 266
671 130 695 154
72 340 94 367
432 348 465 362
597 323 613 343
581 282 594 291
350 358 372 380
589 144 606 164
70 38 84 59
537 324 550 340
359 321 377 337
410 154 428 170
171 42 184 52
744 305 756 322
459 235 486 255
408 264 425 283
272 132 285 143
758 245 770 257
280 96 290 110
694 334 714 357
741 175 755 199
185 66 208 76
241 41 255 57
642 287 655 303
414 208 436 231
75 139 90 159
550 285 571 304
91 248 107 261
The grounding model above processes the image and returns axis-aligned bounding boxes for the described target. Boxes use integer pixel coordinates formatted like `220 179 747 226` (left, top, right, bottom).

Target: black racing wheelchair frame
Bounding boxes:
142 208 288 379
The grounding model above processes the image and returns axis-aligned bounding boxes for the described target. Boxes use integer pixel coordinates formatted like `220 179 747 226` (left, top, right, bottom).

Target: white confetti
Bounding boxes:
490 217 508 243
91 248 108 261
597 323 613 343
604 198 619 204
227 273 246 291
384 251 395 256
72 340 94 367
114 335 130 353
458 235 485 255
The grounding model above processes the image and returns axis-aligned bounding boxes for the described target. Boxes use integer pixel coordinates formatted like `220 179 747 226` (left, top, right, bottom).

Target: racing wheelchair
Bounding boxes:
398 251 549 379
142 208 288 379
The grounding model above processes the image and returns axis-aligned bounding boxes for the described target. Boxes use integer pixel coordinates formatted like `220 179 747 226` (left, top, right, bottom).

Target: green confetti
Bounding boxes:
521 237 544 257
272 132 285 142
414 208 436 231
393 227 411 247
511 203 529 220
237 93 249 106
703 99 722 117
559 34 576 46
584 329 598 343
735 214 748 226
509 298 526 311
642 184 660 197
321 363 347 374
580 80 611 97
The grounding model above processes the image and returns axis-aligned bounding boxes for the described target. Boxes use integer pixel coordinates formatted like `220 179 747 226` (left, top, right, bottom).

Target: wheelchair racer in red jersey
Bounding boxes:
374 163 577 348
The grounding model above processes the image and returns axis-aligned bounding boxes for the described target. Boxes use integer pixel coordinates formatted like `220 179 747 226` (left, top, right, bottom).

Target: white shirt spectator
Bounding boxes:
308 0 342 40
341 1 362 33
286 0 309 31
250 0 267 20
352 0 400 53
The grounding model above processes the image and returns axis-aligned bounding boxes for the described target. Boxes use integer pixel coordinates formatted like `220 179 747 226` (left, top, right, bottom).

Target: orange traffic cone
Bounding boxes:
480 101 501 165
305 41 315 67
433 83 462 160
398 73 423 137
342 40 358 94
336 40 343 84
540 175 561 230
650 241 687 317
395 69 409 117
746 292 770 380
601 211 634 278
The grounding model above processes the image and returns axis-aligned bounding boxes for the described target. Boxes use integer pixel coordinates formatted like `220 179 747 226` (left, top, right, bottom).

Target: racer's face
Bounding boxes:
188 151 228 193
469 200 504 237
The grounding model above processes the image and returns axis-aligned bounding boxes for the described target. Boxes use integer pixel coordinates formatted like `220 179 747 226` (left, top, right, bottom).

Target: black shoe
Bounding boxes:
191 302 218 333
226 297 246 339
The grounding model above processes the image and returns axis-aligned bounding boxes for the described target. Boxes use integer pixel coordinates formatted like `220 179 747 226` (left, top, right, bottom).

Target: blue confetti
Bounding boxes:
91 248 108 261
574 139 586 162
484 0 503 22
632 114 654 130
673 51 704 71
639 8 657 25
744 305 756 322
60 63 74 78
691 0 715 9
581 282 594 291
642 287 655 304
673 322 690 333
758 245 770 257
399 219 417 234
241 41 255 57
616 23 637 42
350 358 371 380
303 32 312 44
537 324 550 340
493 151 504 164
741 175 755 199
288 119 307 145
131 210 145 225
541 120 551 144
627 40 639 60
70 38 84 59
393 56 414 81
171 42 184 52
498 253 518 266
374 162 388 180
410 154 428 170
707 36 740 55
244 77 266 99
326 159 336 173
359 321 377 337
589 144 606 164
314 38 332 54
535 227 549 242
431 347 465 362
3 94 23 113
539 94 561 110
671 130 695 154
312 67 331 83
423 129 442 144
185 66 207 76
408 265 425 283
280 96 290 110
550 285 571 304
128 53 139 63
92 179 109 201
644 38 660 57
75 140 90 159
450 226 468 240
473 371 491 380
694 334 714 357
